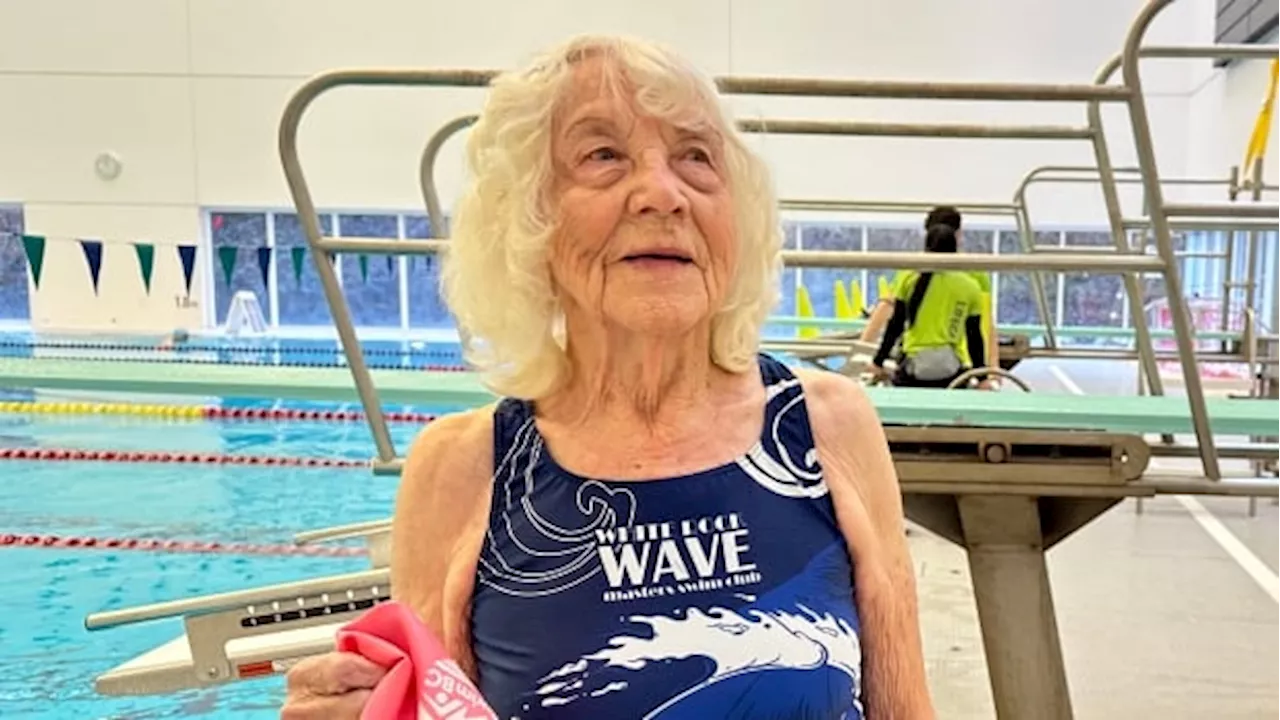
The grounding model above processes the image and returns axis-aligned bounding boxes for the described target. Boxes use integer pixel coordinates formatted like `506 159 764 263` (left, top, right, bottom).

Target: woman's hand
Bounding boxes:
280 651 386 720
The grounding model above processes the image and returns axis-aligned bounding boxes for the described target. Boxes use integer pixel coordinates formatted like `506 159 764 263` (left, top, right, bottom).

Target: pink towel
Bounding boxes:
335 601 498 720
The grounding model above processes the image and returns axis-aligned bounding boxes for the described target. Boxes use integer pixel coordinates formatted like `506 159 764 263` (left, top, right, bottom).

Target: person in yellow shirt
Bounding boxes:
860 206 998 384
869 223 993 389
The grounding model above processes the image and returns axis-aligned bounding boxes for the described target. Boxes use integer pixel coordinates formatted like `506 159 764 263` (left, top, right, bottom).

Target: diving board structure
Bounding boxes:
78 1 1280 719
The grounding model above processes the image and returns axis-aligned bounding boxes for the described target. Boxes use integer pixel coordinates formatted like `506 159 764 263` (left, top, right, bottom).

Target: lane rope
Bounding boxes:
0 532 367 558
0 447 369 468
0 346 469 372
0 401 437 424
0 339 462 360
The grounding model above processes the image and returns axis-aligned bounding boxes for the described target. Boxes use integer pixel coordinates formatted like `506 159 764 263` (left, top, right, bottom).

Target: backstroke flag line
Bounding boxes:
21 235 45 290
134 243 155 294
178 245 198 295
79 239 104 295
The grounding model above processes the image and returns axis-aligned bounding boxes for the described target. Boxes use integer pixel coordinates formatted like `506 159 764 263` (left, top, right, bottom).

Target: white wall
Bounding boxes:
0 0 1236 332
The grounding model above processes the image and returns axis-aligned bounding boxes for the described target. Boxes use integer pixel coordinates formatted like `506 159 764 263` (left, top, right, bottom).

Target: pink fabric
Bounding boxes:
335 601 498 720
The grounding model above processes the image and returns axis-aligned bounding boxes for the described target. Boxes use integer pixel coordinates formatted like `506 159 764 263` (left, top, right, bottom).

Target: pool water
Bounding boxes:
0 405 433 719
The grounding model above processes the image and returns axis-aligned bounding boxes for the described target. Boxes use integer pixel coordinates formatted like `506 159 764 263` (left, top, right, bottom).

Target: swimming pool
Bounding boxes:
0 332 465 718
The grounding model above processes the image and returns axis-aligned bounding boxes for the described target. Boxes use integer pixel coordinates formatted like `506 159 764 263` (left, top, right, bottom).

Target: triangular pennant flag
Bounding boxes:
177 245 198 295
795 283 819 340
133 243 155 294
217 246 238 287
833 279 854 320
291 247 306 285
849 279 866 318
80 239 104 295
21 235 45 290
256 247 272 288
358 255 369 283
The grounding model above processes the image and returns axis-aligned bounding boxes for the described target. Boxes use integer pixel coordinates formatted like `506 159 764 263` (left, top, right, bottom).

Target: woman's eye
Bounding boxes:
586 147 621 163
684 147 712 164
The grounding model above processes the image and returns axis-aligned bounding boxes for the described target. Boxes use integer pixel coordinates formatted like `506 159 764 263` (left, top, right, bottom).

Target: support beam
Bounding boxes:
958 495 1074 720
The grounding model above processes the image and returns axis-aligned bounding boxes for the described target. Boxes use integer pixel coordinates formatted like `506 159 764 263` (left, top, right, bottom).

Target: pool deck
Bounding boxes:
914 360 1278 719
911 492 1278 719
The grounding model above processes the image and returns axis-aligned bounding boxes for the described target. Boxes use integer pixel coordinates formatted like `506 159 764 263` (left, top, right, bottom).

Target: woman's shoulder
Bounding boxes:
788 366 878 431
402 404 498 488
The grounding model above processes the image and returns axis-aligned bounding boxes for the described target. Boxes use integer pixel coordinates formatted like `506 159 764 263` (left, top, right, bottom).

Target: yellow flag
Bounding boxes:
849 279 865 317
796 283 819 339
834 280 854 320
1242 58 1278 176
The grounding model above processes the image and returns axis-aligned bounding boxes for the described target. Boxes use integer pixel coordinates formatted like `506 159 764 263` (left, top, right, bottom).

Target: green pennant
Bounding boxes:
133 243 155 294
21 235 46 290
217 246 238 287
359 255 369 283
291 247 307 285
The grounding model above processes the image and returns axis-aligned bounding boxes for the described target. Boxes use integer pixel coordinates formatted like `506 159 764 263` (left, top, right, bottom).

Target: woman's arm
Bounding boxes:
390 407 495 682
795 368 936 719
859 299 894 342
964 314 987 371
873 300 908 368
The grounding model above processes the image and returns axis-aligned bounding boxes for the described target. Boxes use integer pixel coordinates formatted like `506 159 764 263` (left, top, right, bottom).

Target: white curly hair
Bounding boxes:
441 34 783 400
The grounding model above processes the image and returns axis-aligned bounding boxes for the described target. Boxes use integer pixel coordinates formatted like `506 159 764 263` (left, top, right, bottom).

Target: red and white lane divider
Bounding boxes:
0 400 437 424
0 532 367 557
0 447 368 468
202 407 438 423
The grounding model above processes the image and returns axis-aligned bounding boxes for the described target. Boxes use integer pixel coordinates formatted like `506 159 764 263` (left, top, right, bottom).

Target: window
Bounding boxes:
337 214 400 328
405 214 453 329
210 212 270 325
865 227 917 309
0 205 27 321
761 222 800 338
996 230 1061 326
797 223 862 320
273 212 335 327
1139 230 1187 316
208 209 455 331
1062 231 1125 343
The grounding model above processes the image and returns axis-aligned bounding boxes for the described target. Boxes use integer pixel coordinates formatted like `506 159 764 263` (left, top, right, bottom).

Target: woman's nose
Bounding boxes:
628 151 689 217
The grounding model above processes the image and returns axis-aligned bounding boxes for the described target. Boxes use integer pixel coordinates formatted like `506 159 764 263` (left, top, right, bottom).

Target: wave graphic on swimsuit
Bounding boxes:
477 417 637 598
534 603 863 718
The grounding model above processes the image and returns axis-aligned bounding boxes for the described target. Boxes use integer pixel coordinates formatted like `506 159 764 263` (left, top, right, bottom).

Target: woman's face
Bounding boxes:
547 60 737 337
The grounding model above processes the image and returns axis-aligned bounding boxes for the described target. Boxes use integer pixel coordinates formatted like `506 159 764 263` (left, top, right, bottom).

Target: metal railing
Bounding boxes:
278 0 1271 479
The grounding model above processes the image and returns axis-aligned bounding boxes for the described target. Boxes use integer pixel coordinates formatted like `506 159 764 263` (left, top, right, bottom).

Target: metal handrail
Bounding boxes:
1086 22 1280 479
85 569 390 631
276 0 1261 482
295 518 393 545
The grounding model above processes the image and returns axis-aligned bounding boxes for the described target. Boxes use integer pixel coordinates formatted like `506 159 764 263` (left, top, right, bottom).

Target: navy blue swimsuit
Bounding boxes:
471 354 865 719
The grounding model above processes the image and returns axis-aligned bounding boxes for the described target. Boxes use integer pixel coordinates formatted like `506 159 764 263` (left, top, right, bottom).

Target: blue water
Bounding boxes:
0 324 829 718
0 395 442 719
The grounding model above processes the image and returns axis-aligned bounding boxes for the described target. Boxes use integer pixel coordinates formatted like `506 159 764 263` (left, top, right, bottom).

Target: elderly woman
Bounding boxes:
282 35 934 720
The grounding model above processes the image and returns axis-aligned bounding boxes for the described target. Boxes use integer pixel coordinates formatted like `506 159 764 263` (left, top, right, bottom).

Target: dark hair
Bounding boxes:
924 206 962 232
907 224 959 326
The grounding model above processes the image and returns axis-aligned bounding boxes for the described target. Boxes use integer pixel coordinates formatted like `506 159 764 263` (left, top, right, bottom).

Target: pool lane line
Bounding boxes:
0 447 369 468
0 401 437 424
0 532 367 558
0 350 471 372
0 339 463 360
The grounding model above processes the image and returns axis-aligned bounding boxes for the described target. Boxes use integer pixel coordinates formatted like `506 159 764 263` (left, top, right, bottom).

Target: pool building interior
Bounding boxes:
0 0 1277 718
